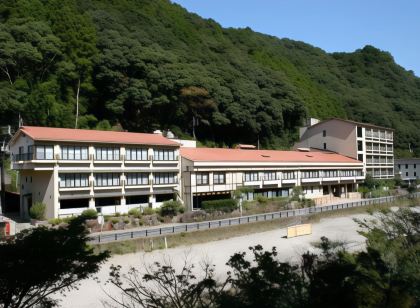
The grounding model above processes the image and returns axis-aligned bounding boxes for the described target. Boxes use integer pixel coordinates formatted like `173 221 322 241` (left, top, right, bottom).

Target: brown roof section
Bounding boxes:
15 126 179 147
181 148 362 164
309 118 394 131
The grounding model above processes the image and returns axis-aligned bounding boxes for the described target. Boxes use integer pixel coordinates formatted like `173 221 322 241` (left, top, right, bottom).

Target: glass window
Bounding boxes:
95 173 120 187
263 171 276 180
126 173 149 186
244 172 259 182
61 146 88 160
196 172 209 185
282 171 295 180
35 145 54 160
95 147 120 161
126 148 148 161
213 172 225 184
153 149 176 161
59 174 89 188
154 173 177 185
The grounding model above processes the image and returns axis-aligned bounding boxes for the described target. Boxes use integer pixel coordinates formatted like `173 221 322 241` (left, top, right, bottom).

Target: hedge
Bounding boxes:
201 199 237 212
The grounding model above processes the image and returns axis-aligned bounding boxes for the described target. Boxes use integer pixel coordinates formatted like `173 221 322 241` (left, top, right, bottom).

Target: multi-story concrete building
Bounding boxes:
9 126 181 219
180 147 364 211
395 158 420 183
295 118 394 179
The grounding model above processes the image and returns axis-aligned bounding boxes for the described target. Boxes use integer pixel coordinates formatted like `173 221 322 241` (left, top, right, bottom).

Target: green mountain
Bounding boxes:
1 0 419 156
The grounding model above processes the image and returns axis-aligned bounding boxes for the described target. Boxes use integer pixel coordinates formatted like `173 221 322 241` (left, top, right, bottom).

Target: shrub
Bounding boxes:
115 212 121 217
111 218 119 224
128 208 141 216
29 202 46 220
160 200 184 217
143 207 155 215
256 195 268 204
48 218 63 226
123 218 130 224
80 209 98 220
201 199 237 213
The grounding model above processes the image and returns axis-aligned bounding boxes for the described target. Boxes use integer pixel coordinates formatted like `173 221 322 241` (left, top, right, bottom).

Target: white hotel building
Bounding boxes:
10 126 365 218
295 118 394 179
181 147 364 211
10 126 180 219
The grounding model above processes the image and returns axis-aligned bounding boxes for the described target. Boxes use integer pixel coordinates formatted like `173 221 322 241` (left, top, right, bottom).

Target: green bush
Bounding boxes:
142 207 155 215
256 195 268 204
48 218 63 226
80 209 98 220
128 208 140 216
160 200 184 217
201 199 237 213
111 218 119 224
29 202 46 220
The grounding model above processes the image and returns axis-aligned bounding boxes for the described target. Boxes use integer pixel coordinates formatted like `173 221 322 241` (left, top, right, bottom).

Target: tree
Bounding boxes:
107 207 420 308
0 219 109 308
105 259 224 308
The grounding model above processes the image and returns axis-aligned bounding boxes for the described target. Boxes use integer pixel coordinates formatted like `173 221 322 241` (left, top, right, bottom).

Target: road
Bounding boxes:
58 212 368 308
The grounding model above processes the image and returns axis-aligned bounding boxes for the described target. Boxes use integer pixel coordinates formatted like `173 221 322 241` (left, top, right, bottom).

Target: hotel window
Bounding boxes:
414 172 417 177
263 171 276 180
196 172 209 185
95 173 120 187
357 126 363 138
406 164 408 169
154 172 177 185
357 141 363 151
322 130 326 137
95 147 120 161
153 149 176 161
244 172 259 182
414 164 417 169
282 171 296 180
213 172 225 184
59 173 89 188
358 154 364 162
323 170 339 178
406 172 408 176
35 145 54 160
126 148 148 161
61 146 88 160
302 171 319 178
126 173 149 186
323 143 327 150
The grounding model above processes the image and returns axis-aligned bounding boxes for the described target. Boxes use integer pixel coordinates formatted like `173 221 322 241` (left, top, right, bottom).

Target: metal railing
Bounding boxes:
89 193 420 244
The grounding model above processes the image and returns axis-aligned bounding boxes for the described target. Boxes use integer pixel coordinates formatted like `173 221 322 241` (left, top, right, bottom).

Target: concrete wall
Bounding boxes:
20 170 56 219
295 119 357 158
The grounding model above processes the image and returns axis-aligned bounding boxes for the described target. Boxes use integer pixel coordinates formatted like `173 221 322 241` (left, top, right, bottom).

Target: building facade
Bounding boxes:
295 118 394 179
10 126 181 219
181 148 364 211
395 158 420 182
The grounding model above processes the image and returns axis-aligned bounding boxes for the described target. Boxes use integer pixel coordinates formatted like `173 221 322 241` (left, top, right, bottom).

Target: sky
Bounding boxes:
172 0 420 76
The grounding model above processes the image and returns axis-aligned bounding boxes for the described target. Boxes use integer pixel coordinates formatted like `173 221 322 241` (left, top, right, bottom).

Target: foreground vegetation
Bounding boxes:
105 206 420 307
0 217 109 308
1 0 420 154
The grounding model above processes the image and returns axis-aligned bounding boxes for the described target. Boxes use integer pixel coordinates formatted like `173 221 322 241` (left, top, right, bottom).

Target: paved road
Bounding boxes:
57 212 369 308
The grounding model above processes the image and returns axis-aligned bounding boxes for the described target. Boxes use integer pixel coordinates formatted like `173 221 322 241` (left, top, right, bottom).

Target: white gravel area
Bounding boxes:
58 213 368 308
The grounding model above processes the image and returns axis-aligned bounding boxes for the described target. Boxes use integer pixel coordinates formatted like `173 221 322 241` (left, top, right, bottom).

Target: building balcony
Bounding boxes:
262 179 282 186
301 177 321 183
243 180 263 187
58 186 91 192
281 178 297 185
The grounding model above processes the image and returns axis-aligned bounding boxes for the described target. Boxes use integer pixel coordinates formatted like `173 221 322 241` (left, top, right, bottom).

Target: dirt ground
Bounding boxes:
58 213 368 308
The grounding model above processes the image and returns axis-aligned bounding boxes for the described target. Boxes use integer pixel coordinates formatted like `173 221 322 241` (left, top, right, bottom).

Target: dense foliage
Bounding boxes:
0 218 109 308
1 0 419 154
106 207 420 307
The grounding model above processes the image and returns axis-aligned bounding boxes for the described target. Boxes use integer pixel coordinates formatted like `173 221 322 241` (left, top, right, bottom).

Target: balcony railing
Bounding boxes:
13 153 33 161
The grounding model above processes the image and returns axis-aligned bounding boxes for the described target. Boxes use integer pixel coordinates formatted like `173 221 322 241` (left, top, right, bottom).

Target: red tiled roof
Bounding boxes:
181 148 362 164
15 126 179 146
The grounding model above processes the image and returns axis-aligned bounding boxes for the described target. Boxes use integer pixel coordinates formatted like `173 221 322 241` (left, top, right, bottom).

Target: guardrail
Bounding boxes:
89 193 420 244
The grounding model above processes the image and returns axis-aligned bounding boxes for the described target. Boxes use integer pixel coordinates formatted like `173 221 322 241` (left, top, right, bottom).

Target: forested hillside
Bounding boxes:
1 0 419 155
